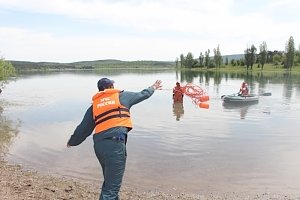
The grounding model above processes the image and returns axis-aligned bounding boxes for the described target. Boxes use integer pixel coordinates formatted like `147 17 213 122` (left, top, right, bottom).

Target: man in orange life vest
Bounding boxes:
238 81 249 96
67 78 162 200
173 82 184 103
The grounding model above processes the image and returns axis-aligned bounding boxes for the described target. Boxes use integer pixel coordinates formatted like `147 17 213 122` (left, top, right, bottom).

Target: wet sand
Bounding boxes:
1 158 300 200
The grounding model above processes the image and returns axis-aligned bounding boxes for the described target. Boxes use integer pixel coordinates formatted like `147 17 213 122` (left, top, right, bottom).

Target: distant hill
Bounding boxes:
9 54 246 71
9 59 176 71
10 60 76 71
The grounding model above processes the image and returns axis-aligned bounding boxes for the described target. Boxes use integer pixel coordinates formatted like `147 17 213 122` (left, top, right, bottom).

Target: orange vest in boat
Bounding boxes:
92 89 133 134
239 83 249 95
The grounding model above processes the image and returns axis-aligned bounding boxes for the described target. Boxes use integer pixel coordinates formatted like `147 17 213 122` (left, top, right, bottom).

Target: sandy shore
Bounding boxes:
0 158 202 200
1 159 300 200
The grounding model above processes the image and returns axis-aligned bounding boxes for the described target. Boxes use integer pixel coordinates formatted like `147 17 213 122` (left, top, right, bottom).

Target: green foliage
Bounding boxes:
204 49 210 67
185 52 195 68
285 36 295 69
240 59 245 66
175 58 179 68
230 59 236 66
177 36 299 71
208 60 216 68
295 49 300 66
178 52 200 68
244 45 257 70
198 52 204 67
273 54 283 66
249 45 257 69
259 41 268 70
180 54 185 68
0 58 16 81
244 48 251 69
213 45 222 68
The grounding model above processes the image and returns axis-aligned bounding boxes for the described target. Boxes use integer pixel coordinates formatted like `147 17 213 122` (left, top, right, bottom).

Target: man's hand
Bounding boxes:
151 80 162 90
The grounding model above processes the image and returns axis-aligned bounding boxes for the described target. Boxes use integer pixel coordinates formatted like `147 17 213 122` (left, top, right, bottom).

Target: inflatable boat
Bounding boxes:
221 94 259 104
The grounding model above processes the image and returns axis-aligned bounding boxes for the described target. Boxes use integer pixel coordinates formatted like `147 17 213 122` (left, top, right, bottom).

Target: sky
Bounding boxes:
0 0 299 63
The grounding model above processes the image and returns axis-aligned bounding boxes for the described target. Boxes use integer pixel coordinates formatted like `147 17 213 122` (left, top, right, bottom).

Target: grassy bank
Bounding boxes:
185 63 300 73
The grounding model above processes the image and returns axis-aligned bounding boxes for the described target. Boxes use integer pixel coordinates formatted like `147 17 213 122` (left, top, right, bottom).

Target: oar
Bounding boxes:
221 93 239 99
260 92 272 96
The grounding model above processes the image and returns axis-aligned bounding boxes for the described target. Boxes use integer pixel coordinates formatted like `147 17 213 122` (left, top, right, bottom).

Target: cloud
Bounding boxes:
0 0 299 62
0 26 190 62
1 0 233 32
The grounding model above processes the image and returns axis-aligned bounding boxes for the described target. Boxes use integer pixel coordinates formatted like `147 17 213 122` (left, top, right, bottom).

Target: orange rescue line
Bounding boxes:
182 83 210 109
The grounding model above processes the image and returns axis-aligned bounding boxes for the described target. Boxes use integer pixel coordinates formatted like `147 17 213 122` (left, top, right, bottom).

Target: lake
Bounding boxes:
1 69 300 195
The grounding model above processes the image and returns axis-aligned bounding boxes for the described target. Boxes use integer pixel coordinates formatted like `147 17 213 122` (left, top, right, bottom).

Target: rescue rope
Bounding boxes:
182 83 210 109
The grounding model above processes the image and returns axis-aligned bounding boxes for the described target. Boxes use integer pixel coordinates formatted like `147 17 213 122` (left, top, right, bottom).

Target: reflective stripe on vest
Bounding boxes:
92 89 133 134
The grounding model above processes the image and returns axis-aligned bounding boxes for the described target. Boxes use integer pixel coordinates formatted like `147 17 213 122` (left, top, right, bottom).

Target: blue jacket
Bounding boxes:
67 87 155 146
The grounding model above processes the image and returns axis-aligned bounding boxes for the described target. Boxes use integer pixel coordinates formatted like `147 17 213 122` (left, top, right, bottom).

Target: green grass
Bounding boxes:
188 63 300 73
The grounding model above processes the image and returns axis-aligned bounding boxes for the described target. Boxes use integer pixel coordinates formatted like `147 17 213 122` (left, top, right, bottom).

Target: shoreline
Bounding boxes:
1 158 300 200
0 158 202 200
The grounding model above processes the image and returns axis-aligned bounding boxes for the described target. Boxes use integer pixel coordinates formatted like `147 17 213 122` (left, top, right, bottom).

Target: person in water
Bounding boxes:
238 82 249 96
173 82 184 102
67 78 162 200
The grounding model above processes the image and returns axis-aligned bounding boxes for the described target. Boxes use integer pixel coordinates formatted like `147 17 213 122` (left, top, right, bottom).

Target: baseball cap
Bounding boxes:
97 78 114 91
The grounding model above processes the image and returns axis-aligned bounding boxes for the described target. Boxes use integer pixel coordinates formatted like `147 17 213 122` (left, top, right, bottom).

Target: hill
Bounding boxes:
9 59 176 71
9 54 246 71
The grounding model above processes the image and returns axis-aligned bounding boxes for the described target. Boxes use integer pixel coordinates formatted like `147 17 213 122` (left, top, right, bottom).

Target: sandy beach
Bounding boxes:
0 158 201 200
1 158 300 200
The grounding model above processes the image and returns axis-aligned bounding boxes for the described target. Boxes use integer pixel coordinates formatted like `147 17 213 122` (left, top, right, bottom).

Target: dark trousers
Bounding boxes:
94 139 127 200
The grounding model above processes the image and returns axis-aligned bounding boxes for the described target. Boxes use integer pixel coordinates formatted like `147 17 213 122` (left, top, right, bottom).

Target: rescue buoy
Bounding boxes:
199 102 209 109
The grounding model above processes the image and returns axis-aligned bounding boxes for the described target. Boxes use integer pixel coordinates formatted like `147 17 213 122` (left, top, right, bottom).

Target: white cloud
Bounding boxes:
0 0 299 61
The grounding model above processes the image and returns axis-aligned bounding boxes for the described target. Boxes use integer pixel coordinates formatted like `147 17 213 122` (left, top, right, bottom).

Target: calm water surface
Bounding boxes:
1 69 300 195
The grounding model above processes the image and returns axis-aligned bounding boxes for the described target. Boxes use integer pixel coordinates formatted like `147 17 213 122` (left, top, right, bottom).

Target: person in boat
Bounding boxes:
173 82 184 103
238 82 249 96
67 78 162 200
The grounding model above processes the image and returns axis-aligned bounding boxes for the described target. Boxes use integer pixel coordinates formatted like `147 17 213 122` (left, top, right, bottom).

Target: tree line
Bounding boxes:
0 57 15 81
176 36 300 70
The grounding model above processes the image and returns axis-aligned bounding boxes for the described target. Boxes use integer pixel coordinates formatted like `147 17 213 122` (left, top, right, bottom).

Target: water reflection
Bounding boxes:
0 105 19 155
172 102 184 121
222 101 258 119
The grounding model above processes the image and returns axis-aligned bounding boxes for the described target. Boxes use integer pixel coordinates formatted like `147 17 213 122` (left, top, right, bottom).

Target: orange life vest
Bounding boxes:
239 82 249 95
173 86 184 102
92 89 133 134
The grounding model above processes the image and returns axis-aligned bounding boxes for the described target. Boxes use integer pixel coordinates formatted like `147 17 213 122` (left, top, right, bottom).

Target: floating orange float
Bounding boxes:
199 102 209 109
